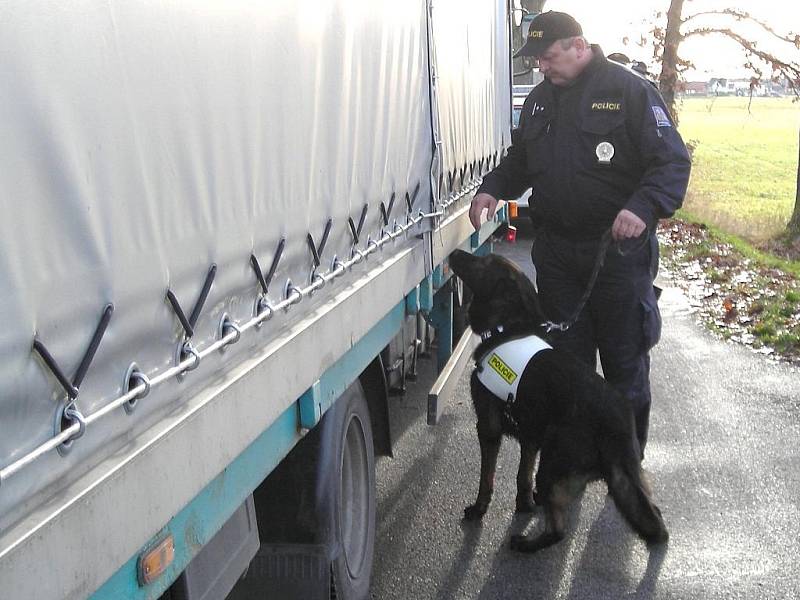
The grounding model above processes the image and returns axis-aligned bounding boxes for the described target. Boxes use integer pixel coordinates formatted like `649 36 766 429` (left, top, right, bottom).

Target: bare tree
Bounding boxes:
643 1 800 237
645 2 800 120
657 0 685 117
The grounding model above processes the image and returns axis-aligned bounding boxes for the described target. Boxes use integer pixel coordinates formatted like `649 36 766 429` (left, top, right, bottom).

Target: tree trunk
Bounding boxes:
658 0 685 124
788 127 800 238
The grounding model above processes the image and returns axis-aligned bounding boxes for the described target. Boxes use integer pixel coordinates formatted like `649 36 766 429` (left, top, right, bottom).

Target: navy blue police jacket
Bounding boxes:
479 47 691 240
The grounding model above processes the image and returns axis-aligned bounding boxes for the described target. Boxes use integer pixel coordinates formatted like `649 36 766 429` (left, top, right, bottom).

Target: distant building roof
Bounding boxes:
682 81 708 92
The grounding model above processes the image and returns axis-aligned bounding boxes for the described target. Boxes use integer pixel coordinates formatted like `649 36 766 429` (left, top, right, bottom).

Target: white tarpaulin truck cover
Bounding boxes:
0 1 509 596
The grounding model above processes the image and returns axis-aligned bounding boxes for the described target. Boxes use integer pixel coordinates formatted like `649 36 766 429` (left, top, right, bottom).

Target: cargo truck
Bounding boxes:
0 1 513 597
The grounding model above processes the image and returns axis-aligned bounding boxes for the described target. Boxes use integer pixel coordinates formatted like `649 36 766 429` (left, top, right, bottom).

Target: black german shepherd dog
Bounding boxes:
448 249 668 553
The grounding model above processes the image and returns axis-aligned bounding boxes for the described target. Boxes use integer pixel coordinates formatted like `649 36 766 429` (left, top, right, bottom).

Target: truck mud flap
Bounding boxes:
427 328 479 425
229 543 330 600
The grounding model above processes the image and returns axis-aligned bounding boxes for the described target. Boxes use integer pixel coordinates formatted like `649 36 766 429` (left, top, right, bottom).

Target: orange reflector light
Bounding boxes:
138 534 175 586
506 225 517 242
508 201 518 218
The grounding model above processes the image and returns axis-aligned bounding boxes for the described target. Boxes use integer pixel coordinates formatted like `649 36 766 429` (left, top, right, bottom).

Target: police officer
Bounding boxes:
469 11 691 457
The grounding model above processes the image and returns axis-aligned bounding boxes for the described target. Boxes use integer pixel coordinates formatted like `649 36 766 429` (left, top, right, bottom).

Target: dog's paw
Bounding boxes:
510 531 563 553
463 504 487 521
515 493 536 513
509 534 531 552
645 527 669 546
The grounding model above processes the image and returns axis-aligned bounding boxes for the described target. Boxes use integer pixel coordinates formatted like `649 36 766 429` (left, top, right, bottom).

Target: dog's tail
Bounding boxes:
607 465 669 545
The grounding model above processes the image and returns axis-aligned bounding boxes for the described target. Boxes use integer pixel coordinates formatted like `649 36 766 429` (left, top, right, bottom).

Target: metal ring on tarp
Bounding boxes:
392 220 403 239
351 247 366 264
218 314 242 349
181 342 201 372
123 364 151 414
254 295 274 326
310 271 326 291
331 256 347 277
285 279 303 306
56 400 87 456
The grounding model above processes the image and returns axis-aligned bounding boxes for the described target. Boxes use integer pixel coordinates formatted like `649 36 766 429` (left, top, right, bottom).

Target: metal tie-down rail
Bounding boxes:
0 198 454 488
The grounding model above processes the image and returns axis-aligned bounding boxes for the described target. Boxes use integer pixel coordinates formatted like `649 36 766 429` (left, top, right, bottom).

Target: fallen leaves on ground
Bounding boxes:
658 219 800 364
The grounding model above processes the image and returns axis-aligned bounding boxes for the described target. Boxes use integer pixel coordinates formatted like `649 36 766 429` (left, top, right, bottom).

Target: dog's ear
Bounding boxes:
448 249 473 280
449 250 487 294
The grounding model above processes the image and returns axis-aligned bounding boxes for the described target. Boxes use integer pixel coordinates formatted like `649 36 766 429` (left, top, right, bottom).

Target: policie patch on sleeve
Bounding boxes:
652 105 672 127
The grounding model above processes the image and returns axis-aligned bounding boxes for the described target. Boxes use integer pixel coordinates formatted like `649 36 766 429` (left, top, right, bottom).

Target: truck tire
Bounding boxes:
324 382 376 600
230 379 376 600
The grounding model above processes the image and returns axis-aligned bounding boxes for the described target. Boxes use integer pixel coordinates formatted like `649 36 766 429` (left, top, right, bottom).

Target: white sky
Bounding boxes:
532 0 800 80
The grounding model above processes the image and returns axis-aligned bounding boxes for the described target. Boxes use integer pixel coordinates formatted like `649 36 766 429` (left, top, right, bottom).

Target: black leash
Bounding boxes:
540 228 649 334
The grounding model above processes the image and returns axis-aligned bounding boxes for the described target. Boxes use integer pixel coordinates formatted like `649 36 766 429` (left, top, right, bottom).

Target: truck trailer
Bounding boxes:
0 1 513 598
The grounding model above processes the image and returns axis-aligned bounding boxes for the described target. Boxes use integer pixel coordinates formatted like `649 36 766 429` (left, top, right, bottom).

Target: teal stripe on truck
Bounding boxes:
91 300 407 600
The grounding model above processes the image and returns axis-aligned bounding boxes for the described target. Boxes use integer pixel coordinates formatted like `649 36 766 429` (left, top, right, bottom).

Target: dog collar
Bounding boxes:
480 325 504 341
476 334 551 402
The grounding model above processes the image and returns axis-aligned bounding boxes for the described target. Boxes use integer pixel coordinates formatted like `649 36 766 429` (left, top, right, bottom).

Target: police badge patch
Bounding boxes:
652 105 672 127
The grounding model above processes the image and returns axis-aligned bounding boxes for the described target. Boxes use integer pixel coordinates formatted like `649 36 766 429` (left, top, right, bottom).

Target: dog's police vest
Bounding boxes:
476 335 552 402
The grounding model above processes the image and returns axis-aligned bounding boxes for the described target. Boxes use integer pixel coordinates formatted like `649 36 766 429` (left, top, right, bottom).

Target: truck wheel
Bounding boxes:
230 379 376 600
326 383 376 600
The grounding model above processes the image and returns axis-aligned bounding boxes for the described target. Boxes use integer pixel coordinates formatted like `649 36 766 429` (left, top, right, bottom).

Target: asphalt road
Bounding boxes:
370 229 800 600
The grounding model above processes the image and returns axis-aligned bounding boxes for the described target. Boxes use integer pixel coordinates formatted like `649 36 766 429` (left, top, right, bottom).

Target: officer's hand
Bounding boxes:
612 209 646 241
469 193 499 230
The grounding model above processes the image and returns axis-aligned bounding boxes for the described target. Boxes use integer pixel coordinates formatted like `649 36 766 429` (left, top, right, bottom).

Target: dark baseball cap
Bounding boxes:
514 11 583 58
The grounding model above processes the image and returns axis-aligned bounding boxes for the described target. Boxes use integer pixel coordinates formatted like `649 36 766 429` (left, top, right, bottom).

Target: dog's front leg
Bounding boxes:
515 441 539 513
463 434 501 521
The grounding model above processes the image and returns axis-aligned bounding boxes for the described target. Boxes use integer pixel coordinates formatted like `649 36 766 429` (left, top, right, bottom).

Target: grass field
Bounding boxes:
676 96 800 242
665 96 800 359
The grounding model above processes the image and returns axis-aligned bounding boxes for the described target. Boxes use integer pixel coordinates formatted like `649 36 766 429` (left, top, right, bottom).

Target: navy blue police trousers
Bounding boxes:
532 229 662 457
